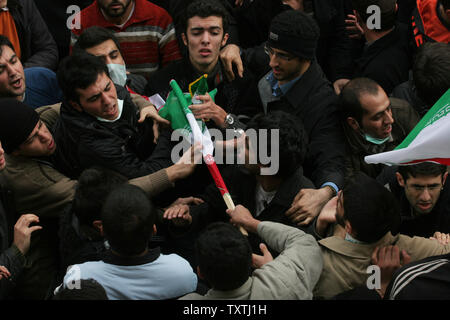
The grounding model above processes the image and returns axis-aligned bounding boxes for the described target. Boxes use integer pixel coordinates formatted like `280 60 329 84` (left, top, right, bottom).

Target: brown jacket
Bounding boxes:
314 231 450 299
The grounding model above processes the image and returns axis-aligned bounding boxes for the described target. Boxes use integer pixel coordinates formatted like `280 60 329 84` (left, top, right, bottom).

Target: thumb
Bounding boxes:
259 243 270 257
138 112 146 123
401 250 411 266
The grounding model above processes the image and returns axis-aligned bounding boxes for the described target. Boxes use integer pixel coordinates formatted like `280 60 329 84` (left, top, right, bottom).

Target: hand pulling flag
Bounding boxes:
365 89 450 166
159 76 248 236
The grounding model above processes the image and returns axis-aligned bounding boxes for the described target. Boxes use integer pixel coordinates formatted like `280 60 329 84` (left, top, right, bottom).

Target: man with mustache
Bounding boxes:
339 77 419 179
70 0 182 79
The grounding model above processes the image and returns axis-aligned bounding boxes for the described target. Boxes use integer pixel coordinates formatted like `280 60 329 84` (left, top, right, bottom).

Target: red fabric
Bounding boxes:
412 0 450 47
71 0 182 76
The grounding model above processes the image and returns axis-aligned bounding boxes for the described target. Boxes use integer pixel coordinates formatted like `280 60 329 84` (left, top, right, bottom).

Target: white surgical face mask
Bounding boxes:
107 63 127 87
364 133 390 145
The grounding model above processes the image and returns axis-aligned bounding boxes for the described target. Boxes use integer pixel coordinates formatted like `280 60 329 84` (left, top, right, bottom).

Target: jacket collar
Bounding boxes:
204 278 252 299
319 231 398 259
103 247 161 266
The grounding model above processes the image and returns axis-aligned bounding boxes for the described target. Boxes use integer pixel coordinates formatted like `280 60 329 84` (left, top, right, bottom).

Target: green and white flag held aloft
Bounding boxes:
365 89 450 166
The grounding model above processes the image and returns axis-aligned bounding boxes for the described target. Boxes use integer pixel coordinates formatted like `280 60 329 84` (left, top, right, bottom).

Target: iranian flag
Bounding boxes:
365 89 450 166
159 76 247 235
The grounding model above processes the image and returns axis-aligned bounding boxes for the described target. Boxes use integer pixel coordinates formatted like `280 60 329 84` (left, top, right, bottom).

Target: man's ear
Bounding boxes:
196 266 205 280
69 100 83 113
442 171 448 185
152 224 157 236
346 117 360 132
345 220 353 235
396 172 405 187
181 33 188 47
221 33 229 47
92 220 103 236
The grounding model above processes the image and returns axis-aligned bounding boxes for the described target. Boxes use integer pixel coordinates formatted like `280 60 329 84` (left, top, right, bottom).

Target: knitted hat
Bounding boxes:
267 9 320 60
0 98 39 154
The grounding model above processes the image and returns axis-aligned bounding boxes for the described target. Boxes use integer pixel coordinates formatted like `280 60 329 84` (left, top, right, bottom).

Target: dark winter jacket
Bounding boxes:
8 0 58 70
53 85 173 179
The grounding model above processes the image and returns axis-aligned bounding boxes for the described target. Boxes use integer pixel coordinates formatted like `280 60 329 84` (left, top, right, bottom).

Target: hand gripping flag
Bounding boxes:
365 88 450 166
159 76 248 236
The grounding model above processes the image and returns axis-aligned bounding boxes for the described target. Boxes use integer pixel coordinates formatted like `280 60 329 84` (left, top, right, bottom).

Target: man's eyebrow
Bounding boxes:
190 26 221 31
8 54 17 63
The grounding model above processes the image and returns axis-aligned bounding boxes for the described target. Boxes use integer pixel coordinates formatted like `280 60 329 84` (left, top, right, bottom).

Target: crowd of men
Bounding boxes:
0 0 449 300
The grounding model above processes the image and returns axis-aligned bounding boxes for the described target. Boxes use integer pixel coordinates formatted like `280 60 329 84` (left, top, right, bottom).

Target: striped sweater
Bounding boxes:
70 0 182 78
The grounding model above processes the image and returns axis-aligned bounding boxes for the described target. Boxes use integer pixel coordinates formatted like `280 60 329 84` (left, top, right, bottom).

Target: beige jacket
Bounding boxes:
314 231 450 299
180 221 323 300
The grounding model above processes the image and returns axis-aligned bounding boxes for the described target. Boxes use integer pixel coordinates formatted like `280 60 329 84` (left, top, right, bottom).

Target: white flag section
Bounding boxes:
185 111 214 158
365 89 450 166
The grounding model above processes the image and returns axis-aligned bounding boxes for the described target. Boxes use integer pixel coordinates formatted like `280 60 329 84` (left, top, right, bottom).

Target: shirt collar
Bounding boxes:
265 72 302 97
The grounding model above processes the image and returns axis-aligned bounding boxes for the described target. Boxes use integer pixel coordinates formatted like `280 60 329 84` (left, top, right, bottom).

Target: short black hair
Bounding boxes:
413 42 450 107
57 51 110 103
342 171 401 243
73 167 128 226
73 26 123 56
195 222 252 290
182 0 229 35
101 184 156 256
351 0 397 32
0 35 15 56
442 0 450 10
339 77 382 124
398 162 447 182
246 111 308 178
53 279 108 300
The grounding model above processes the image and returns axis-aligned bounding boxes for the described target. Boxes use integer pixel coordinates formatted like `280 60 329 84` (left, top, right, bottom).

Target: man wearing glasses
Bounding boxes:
256 10 347 229
388 162 450 239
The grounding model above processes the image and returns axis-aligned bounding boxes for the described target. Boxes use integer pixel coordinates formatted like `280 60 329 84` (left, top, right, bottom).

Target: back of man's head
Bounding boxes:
0 98 39 154
196 222 252 291
0 35 15 55
182 0 229 35
73 26 122 54
101 184 156 256
351 0 397 32
57 52 109 103
397 162 447 182
53 279 108 300
343 171 401 242
339 77 382 124
413 42 450 107
246 111 308 178
268 9 320 61
74 166 128 226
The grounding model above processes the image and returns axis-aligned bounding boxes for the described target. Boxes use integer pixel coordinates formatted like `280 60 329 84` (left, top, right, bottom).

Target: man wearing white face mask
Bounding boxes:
73 26 147 97
338 77 420 179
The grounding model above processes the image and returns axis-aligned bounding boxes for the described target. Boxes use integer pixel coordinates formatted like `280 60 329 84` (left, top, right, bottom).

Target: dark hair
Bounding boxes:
101 184 156 256
53 279 108 300
442 0 450 10
351 0 397 32
73 167 128 226
339 78 382 124
342 171 400 243
182 0 229 35
57 51 109 103
246 111 308 178
413 42 450 107
73 26 122 55
195 222 252 290
398 162 447 182
0 35 15 56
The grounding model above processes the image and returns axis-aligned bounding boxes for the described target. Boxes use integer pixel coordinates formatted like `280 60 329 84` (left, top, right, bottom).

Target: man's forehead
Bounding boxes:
0 45 15 60
188 15 223 29
407 174 443 184
76 72 111 96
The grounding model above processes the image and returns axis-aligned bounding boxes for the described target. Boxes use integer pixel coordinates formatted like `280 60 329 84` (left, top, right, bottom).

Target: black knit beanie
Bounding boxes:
267 9 320 60
0 98 40 154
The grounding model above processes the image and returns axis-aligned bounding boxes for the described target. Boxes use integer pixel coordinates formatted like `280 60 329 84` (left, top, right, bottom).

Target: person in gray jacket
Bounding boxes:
179 204 323 300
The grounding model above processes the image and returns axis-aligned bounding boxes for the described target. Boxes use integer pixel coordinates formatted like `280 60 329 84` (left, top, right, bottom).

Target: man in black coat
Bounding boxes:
53 52 173 180
387 162 450 238
3 0 58 70
146 0 258 132
249 10 346 227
